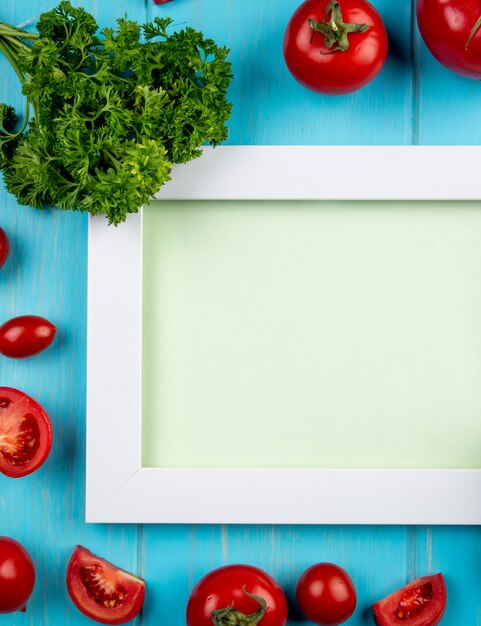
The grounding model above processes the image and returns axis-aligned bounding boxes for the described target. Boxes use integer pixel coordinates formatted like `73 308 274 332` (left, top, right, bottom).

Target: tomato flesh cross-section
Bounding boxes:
66 546 145 625
372 574 447 626
0 388 53 478
80 564 128 609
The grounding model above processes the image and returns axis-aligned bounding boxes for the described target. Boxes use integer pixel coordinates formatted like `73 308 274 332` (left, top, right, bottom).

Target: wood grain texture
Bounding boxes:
0 0 480 624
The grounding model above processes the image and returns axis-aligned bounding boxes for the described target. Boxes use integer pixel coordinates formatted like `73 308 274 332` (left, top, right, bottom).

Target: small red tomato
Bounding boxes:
372 573 447 626
187 564 288 626
0 387 53 478
0 315 56 358
283 0 388 95
153 0 173 4
296 563 356 626
66 545 146 625
417 0 481 79
0 228 9 268
0 537 35 613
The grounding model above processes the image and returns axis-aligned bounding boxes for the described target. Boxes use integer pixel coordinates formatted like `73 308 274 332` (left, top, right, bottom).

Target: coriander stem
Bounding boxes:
105 150 122 168
0 23 38 39
0 38 26 84
3 35 32 52
0 101 30 141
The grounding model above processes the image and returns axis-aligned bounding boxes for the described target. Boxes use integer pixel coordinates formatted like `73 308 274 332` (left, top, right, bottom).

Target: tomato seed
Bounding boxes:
80 566 127 608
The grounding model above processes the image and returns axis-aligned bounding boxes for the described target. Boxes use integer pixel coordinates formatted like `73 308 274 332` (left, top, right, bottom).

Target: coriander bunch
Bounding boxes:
0 2 233 224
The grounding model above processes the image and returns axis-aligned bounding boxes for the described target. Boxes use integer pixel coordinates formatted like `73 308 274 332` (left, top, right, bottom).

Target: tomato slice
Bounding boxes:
372 574 446 626
0 387 53 478
66 546 145 625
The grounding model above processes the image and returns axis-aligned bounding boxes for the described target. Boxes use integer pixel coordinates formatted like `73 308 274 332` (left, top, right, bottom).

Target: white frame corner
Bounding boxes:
86 146 481 524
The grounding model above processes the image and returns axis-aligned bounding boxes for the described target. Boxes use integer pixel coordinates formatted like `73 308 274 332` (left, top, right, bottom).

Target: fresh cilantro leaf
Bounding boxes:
0 1 233 225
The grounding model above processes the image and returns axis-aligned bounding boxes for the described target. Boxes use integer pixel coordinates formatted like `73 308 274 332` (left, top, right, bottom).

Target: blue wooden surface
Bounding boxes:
1 0 480 624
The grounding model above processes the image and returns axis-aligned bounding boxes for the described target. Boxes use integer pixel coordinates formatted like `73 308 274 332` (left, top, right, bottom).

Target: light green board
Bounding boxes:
142 201 481 469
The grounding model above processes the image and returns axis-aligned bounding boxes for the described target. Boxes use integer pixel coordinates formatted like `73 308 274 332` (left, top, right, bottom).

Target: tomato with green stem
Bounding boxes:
187 565 288 626
417 0 481 79
283 0 388 95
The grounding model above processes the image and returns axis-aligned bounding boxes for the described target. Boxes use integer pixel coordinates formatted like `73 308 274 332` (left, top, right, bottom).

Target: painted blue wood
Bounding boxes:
0 0 480 625
416 527 481 624
147 0 414 145
417 24 481 145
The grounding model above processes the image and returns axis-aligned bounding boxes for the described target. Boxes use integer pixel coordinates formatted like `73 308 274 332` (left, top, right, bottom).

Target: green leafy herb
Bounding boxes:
0 2 233 224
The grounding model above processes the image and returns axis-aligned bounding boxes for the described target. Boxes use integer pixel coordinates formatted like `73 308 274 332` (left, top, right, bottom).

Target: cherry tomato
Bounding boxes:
296 563 356 626
417 0 481 79
0 228 9 269
283 0 388 95
0 537 35 613
66 545 146 625
372 573 447 626
187 564 288 626
0 315 56 359
0 387 53 478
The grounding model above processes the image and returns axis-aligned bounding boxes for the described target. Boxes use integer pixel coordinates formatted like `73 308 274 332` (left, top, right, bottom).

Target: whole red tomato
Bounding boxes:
66 545 146 625
0 537 36 614
417 0 481 79
0 315 56 358
0 387 53 478
187 565 288 626
0 228 9 268
372 573 446 626
296 563 356 626
283 0 388 95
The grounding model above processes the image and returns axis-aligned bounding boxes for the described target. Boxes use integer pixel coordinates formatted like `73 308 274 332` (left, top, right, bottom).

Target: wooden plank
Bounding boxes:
1 0 480 624
141 0 413 621
416 527 481 624
141 524 410 626
0 1 144 624
416 8 481 622
148 0 414 145
416 13 481 144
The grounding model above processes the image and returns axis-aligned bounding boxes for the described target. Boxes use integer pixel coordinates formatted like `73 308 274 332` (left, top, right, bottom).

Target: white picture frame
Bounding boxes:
86 146 481 524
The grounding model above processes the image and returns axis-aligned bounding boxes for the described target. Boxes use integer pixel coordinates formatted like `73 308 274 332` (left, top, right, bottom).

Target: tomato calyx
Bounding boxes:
309 1 369 54
212 588 267 626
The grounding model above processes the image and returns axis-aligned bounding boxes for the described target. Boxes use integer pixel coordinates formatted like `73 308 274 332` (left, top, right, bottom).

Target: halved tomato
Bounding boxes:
66 546 145 625
372 573 446 626
0 387 53 478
